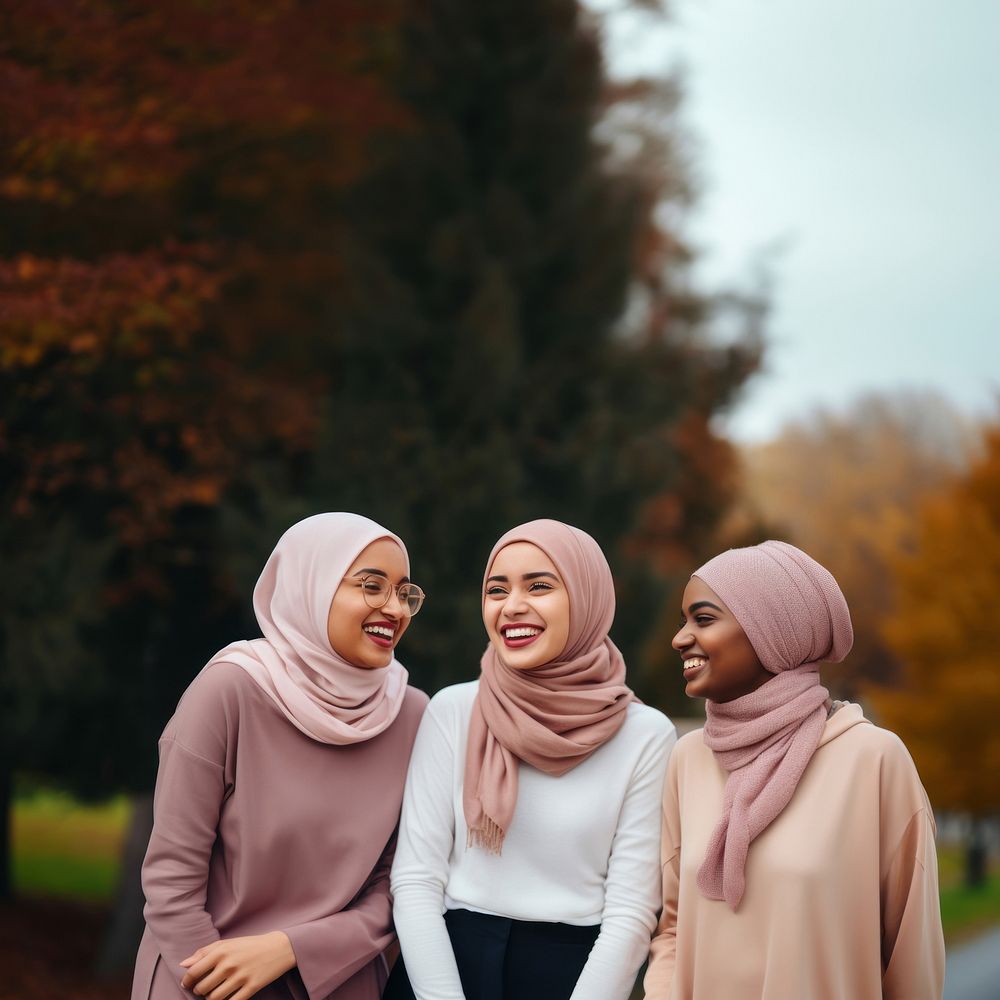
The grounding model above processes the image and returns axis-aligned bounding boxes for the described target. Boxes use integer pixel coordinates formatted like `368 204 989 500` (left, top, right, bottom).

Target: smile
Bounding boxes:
501 624 543 648
363 623 395 648
682 657 707 677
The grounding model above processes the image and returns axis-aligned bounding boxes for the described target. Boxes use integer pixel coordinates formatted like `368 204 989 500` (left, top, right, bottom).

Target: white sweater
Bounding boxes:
390 681 676 1000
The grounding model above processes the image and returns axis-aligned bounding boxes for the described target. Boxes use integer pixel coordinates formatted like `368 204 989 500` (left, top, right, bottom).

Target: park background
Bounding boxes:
1 1 998 997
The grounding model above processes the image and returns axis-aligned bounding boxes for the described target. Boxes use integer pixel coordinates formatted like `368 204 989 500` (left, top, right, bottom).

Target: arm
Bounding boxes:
643 748 682 999
181 829 399 1000
569 722 676 1000
390 708 467 1000
282 830 398 999
881 806 945 999
141 737 224 987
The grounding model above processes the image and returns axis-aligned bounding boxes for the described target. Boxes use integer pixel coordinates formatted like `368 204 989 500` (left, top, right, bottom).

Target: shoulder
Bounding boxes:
400 684 431 716
622 702 677 746
170 659 257 725
426 680 479 718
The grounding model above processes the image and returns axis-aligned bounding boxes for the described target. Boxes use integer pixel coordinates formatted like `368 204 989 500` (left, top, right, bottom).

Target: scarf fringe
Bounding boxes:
467 817 505 855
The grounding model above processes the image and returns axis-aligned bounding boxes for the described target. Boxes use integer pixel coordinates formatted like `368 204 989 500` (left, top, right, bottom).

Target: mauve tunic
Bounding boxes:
131 661 428 1000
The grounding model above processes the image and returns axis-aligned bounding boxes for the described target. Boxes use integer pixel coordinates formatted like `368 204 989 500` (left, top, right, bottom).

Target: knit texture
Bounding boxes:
693 540 853 908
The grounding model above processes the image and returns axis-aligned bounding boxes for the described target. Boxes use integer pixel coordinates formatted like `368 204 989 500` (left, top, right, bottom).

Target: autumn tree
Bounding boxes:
1 0 760 937
729 391 977 699
868 418 1000 886
0 0 408 902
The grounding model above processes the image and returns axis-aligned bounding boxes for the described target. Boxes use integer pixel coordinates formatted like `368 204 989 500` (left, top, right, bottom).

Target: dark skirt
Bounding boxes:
384 908 600 1000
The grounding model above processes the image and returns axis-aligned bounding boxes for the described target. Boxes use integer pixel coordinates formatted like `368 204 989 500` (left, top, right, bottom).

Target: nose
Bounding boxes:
502 587 529 616
672 623 693 651
382 587 405 619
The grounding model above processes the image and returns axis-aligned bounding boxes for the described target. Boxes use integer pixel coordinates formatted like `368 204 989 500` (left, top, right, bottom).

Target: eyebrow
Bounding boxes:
686 600 723 613
352 568 411 583
485 571 560 584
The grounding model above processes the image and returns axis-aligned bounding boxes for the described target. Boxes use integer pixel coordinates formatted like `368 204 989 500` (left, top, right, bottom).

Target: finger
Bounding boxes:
181 954 222 990
207 977 242 1000
190 964 231 998
180 945 210 968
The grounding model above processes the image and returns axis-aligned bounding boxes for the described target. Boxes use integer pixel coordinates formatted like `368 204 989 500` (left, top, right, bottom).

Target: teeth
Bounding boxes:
505 627 542 639
683 658 706 670
364 625 394 639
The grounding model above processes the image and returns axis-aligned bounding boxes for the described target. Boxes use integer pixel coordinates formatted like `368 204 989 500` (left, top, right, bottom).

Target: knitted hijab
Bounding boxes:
212 512 409 745
463 519 634 853
693 540 853 909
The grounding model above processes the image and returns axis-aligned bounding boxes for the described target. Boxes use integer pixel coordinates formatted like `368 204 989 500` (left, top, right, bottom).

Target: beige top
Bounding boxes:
644 703 944 1000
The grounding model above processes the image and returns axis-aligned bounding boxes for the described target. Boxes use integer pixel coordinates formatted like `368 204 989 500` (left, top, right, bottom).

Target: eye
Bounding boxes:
361 579 385 594
694 614 715 626
485 586 508 597
528 581 554 592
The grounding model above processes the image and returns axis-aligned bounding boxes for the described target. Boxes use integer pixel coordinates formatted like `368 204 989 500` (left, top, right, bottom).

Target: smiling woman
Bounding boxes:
385 519 677 1000
130 513 428 1000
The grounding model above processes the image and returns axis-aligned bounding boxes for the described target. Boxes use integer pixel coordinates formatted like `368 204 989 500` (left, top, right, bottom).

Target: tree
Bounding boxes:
0 0 407 905
303 0 760 714
729 391 977 698
1 0 760 943
868 419 1000 886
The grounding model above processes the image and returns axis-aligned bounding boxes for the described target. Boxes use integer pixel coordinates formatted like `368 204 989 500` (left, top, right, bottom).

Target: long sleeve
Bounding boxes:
390 710 467 1000
569 725 674 1000
880 806 945 999
140 737 224 989
642 742 680 1000
284 832 396 999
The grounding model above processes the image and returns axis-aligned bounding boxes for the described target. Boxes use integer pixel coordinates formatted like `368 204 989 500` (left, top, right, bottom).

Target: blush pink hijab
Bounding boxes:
211 512 409 745
693 540 854 909
463 519 634 853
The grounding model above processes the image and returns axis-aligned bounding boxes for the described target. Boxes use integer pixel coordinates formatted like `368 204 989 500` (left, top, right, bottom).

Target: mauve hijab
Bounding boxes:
463 519 634 853
693 540 854 909
211 512 409 745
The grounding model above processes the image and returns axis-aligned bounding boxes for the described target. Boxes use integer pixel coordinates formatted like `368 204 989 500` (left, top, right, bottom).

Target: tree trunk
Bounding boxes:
965 816 987 889
96 791 153 978
0 762 11 901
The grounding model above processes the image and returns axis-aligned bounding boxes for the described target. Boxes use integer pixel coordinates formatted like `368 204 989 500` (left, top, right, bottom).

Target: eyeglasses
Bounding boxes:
359 576 426 616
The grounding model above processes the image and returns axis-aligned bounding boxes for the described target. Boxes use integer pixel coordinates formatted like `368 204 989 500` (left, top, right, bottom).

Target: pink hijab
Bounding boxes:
463 519 634 853
211 512 409 745
693 540 854 909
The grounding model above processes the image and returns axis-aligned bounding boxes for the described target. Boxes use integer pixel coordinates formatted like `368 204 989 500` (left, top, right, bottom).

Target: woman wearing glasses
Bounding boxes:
385 519 676 1000
131 513 429 1000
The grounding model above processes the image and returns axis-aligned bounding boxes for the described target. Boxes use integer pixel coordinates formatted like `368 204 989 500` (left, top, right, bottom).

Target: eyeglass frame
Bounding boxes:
358 575 426 616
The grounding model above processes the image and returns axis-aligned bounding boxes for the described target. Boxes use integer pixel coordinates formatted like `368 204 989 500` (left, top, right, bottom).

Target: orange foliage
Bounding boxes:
732 392 976 696
869 423 1000 815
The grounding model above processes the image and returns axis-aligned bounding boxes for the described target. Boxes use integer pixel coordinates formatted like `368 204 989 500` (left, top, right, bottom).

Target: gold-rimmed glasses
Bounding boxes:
359 576 426 616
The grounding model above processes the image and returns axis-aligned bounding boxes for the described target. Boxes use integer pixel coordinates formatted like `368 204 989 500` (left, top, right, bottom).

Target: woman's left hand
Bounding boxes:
180 931 296 1000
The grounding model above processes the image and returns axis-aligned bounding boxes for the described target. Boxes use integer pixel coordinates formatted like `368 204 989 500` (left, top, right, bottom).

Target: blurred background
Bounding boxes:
1 0 997 997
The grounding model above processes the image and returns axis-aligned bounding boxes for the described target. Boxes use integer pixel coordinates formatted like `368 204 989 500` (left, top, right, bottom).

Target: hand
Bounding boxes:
180 932 296 1000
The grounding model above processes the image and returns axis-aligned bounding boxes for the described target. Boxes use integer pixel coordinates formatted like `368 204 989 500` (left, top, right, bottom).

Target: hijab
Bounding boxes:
463 519 634 852
211 512 409 745
693 540 853 908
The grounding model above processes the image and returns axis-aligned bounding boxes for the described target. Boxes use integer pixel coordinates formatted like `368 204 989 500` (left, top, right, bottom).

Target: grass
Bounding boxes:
12 789 131 901
937 842 1000 944
10 792 1000 943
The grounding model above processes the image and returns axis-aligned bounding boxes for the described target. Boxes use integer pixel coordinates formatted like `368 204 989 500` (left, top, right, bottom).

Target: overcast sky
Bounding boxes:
601 0 1000 441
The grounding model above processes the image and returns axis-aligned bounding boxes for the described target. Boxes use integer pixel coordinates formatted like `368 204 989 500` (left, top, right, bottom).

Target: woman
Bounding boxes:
386 519 676 1000
131 512 429 1000
644 540 945 1000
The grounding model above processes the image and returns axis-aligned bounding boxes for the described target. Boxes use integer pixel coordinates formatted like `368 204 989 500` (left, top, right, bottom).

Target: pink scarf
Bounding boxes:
694 540 854 909
463 520 634 852
211 512 409 745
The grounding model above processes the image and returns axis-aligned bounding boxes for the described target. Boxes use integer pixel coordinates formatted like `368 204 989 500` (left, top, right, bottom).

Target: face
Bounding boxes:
327 538 412 669
672 576 773 703
483 542 571 670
